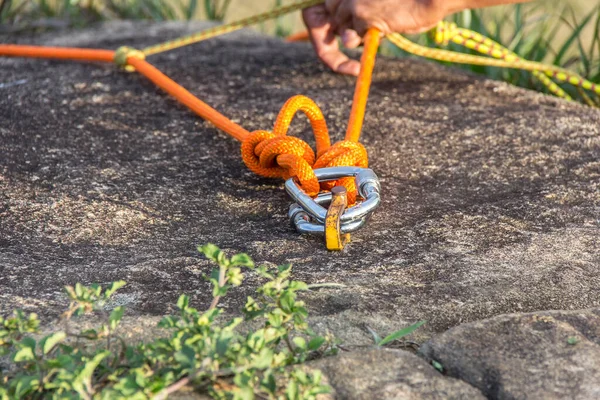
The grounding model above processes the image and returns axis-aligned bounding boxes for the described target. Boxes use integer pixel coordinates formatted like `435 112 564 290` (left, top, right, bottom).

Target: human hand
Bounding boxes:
301 4 362 77
302 0 452 76
302 0 529 76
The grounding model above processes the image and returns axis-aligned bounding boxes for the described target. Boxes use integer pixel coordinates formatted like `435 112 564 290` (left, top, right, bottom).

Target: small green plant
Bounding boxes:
365 320 426 347
0 244 335 399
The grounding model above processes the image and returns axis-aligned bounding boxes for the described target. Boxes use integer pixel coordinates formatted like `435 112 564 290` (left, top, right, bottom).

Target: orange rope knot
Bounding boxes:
241 95 368 203
114 46 146 72
241 129 320 195
315 140 368 204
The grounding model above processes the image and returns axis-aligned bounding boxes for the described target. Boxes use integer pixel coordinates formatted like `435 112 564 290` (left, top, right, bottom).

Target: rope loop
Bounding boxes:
114 46 146 72
241 95 331 197
240 95 369 201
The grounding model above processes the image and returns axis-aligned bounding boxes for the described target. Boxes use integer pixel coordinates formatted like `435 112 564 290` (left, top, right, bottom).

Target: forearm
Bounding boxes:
446 0 532 14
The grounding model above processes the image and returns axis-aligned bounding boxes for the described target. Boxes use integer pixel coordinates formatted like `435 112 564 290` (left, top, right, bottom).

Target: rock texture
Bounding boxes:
1 21 599 348
311 348 485 399
420 309 600 399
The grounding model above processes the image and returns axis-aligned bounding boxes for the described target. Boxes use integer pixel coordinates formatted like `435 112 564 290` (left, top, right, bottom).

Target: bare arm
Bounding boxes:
448 0 532 13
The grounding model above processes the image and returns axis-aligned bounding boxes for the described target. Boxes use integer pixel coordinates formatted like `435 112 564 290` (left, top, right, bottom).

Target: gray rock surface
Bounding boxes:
1 21 599 350
420 309 600 399
311 348 485 399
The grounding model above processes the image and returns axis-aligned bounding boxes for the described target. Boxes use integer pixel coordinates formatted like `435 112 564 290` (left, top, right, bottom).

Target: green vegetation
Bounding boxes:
0 245 425 399
0 0 233 26
365 321 425 348
0 245 336 399
1 0 597 105
383 3 600 106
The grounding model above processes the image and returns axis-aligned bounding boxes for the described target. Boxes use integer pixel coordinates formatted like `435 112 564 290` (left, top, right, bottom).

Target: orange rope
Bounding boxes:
285 31 310 42
346 29 379 143
0 31 380 203
128 57 250 141
0 45 115 62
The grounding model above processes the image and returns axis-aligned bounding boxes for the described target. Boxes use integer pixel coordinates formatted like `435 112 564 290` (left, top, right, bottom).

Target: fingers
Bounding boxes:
341 29 362 49
302 6 361 76
328 0 395 36
324 0 342 15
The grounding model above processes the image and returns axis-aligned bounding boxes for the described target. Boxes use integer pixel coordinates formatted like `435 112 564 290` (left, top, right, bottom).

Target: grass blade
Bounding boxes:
555 8 595 67
378 321 426 347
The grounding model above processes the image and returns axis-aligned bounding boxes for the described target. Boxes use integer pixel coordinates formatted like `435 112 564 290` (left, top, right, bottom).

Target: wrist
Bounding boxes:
444 0 531 14
442 0 473 14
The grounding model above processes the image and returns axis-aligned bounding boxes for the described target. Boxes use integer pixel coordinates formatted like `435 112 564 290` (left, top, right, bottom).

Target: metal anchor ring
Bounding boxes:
285 166 381 250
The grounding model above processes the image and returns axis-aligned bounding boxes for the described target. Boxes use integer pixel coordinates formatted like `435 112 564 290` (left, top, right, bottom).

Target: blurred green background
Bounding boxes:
1 0 598 106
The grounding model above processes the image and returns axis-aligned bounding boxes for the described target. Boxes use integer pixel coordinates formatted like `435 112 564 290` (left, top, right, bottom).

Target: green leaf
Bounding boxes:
185 0 197 20
292 336 306 352
278 263 292 275
267 313 283 328
279 291 295 313
260 370 277 395
230 253 254 268
216 334 232 357
64 285 77 300
286 378 298 400
173 345 196 368
289 281 308 291
89 283 100 298
432 360 444 372
73 351 110 397
104 280 127 298
13 346 35 362
75 282 84 298
365 325 382 345
46 354 74 369
177 294 189 311
158 316 178 328
378 321 426 347
21 336 36 350
233 386 254 400
251 347 274 369
80 329 99 340
227 267 244 286
307 336 326 351
109 306 124 331
555 9 595 67
198 243 227 265
42 332 67 354
13 376 40 398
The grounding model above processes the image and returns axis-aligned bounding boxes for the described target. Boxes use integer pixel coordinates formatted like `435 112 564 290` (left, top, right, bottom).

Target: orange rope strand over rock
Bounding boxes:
0 45 115 62
127 57 250 141
346 29 380 143
0 29 380 204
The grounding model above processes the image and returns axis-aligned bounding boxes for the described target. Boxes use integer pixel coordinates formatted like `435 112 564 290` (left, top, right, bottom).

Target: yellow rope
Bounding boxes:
142 0 323 56
387 31 600 96
433 22 572 100
142 0 599 101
